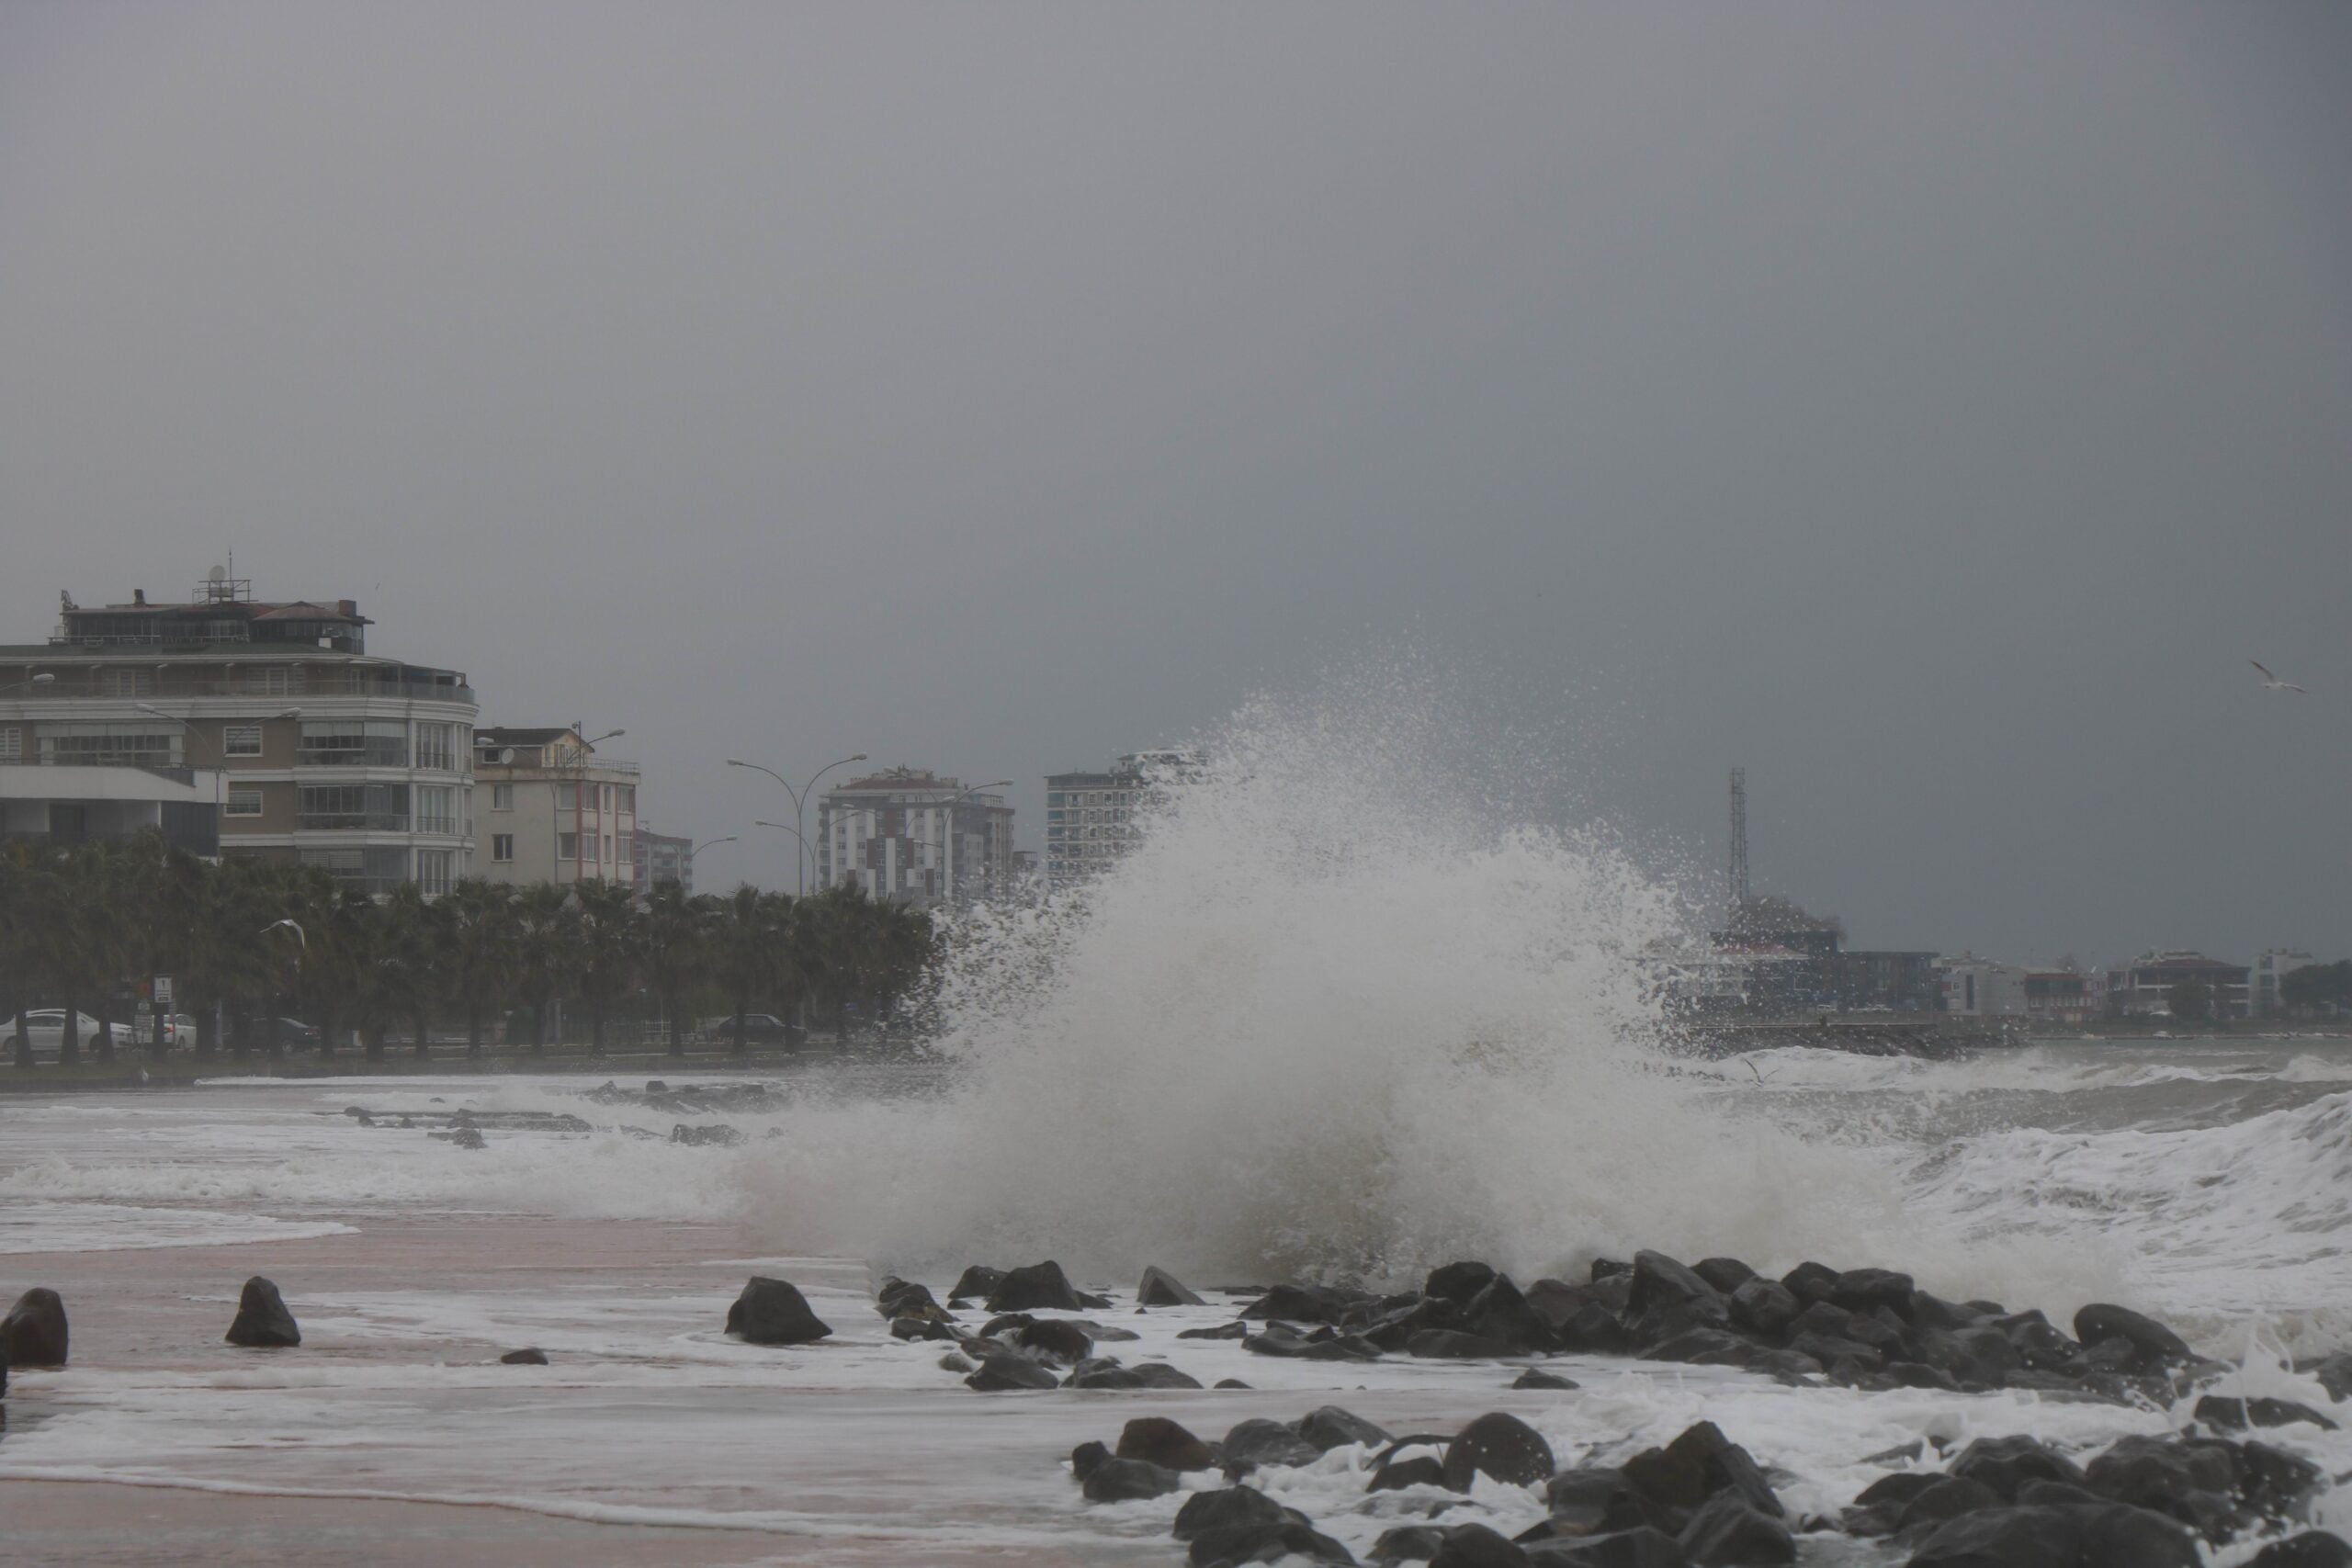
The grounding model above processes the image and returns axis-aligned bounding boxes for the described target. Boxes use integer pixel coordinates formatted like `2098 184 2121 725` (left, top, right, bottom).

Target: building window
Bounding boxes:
40 727 177 768
492 833 514 862
97 668 155 697
616 832 633 863
298 782 409 830
415 723 455 772
418 850 454 897
618 784 635 813
0 728 17 762
225 787 264 817
222 724 263 757
298 718 407 767
556 781 579 810
415 785 455 833
602 834 613 863
242 666 298 696
559 831 579 861
491 784 513 810
582 834 599 863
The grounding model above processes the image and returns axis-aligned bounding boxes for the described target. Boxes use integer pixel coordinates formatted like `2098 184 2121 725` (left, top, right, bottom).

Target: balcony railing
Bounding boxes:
297 812 413 832
413 815 458 835
4 676 474 705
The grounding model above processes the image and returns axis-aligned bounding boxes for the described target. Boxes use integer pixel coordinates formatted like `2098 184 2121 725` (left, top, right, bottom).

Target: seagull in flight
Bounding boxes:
260 918 307 950
2249 660 2307 694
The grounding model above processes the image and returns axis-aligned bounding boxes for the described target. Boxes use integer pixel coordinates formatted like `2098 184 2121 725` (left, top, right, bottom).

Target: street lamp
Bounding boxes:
726 752 867 897
684 835 736 891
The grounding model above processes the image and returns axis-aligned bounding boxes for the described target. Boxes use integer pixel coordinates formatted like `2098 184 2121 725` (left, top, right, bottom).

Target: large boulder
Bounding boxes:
1905 1503 2199 1568
1727 1279 1801 1339
1298 1404 1393 1452
964 1351 1058 1390
2082 1433 2241 1536
1621 1423 1780 1524
1117 1416 1216 1472
1138 1266 1204 1306
724 1277 832 1345
949 1264 1005 1303
1428 1522 1528 1566
2195 1395 2339 1432
1428 1261 1500 1303
2073 1303 2195 1369
986 1259 1084 1313
1945 1435 2084 1501
1442 1411 1555 1490
1678 1491 1793 1566
1520 1527 1687 1566
1172 1485 1301 1540
2251 1536 2352 1567
225 1276 301 1348
1221 1416 1324 1472
1188 1519 1354 1566
1624 1252 1729 1343
1082 1456 1182 1503
3 1288 68 1367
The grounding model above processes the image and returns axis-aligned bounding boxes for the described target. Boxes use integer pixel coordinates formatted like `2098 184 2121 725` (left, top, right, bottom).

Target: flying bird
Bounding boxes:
2249 660 2307 694
260 919 307 949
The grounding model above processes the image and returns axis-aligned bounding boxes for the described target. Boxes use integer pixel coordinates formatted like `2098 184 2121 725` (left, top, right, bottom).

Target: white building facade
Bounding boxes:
473 727 639 888
1044 750 1198 887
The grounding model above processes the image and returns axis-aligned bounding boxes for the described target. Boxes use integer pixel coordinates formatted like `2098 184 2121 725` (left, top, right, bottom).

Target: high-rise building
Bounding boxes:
472 727 639 888
0 578 476 894
814 767 1012 908
1044 750 1197 887
635 826 695 894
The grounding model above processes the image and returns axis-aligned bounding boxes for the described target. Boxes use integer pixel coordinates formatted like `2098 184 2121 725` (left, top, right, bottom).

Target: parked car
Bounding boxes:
6 1010 140 1064
699 1012 795 1045
271 1017 321 1049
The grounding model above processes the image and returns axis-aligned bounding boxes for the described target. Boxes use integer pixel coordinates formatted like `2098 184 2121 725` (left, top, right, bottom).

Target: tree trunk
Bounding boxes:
413 1001 431 1059
93 994 117 1065
590 1002 606 1055
527 995 547 1053
59 991 82 1066
466 1004 483 1057
731 995 749 1055
363 1020 386 1062
7 995 31 1069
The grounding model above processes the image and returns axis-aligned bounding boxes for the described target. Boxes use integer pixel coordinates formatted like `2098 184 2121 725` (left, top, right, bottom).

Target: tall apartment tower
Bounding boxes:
0 577 477 894
813 767 1012 908
1044 750 1198 887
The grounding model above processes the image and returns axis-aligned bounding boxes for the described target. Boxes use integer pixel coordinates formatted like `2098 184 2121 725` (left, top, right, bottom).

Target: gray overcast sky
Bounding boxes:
3 2 2346 964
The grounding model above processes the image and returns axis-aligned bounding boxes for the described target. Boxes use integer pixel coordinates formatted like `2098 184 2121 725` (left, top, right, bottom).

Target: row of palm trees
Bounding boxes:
0 831 940 1066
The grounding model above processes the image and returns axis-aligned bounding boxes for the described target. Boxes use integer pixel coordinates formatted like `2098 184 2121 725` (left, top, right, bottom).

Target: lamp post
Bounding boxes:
684 835 736 894
725 753 866 897
549 728 624 886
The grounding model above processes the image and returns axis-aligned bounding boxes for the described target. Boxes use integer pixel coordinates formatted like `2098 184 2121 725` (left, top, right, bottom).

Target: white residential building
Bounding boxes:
1044 750 1199 887
472 727 639 888
1939 954 2030 1016
2255 950 2320 1015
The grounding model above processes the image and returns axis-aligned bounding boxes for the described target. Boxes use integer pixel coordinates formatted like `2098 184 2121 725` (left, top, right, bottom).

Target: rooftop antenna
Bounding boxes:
1727 766 1750 914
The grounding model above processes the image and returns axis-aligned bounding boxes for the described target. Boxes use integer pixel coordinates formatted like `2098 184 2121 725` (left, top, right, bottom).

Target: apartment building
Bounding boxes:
2108 952 2253 1021
634 827 695 894
1044 750 1198 887
814 767 1012 908
472 727 639 887
0 578 476 893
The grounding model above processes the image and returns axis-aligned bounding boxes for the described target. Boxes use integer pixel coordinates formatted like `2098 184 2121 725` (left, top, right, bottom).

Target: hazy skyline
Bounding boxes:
4 2 2346 964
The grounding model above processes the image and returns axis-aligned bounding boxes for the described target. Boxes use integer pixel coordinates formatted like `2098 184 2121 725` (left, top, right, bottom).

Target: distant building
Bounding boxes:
0 578 475 895
473 727 639 888
1939 954 2030 1016
815 767 1013 908
2254 950 2320 1016
635 827 695 894
1045 750 1198 888
0 760 224 859
2023 968 2102 1024
2108 952 2252 1021
1827 950 1940 1012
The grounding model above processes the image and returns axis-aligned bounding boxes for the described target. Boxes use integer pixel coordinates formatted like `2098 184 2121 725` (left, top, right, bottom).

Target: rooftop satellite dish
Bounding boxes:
209 565 226 583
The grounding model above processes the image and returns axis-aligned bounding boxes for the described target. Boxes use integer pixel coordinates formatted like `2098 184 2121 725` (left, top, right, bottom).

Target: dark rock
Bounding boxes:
1083 1456 1182 1503
1590 1258 1632 1280
1642 1329 1757 1368
1429 1522 1528 1567
2074 1302 2196 1369
1443 1411 1555 1490
1727 1280 1801 1340
1371 1525 1452 1562
1172 1483 1301 1540
442 1125 488 1148
1941 1325 2023 1384
1070 1439 1111 1483
1894 1476 2002 1533
224 1275 300 1348
1214 1377 1251 1388
1997 1311 2081 1371
2299 1350 2352 1402
724 1276 832 1345
1245 1324 1382 1360
1520 1527 1687 1567
1906 1292 1978 1331
2017 1480 2109 1509
876 1276 947 1320
498 1348 549 1365
1298 1404 1393 1452
1625 1251 1730 1341
1410 1329 1520 1359
1239 1282 1363 1324
1690 1258 1756 1295
949 1264 1004 1302
1883 1360 1962 1393
1585 1272 1634 1314
1828 1268 1914 1317
1087 1360 1204 1389
1545 1467 1658 1535
1778 1261 1840 1304
2196 1395 2340 1432
1946 1436 2087 1502
1556 1301 1639 1356
1745 1348 1825 1382
1429 1261 1500 1303
986 1259 1084 1313
937 1349 976 1372
1138 1266 1205 1306
963 1351 1058 1390
1066 1360 1143 1388
1069 1318 1138 1342
1222 1416 1324 1472
2251 1535 2352 1567
890 1314 957 1341
669 1122 741 1145
1514 1368 1579 1390
1851 1472 1940 1509
1118 1416 1216 1472
2239 1439 2325 1519
3 1288 68 1367
1897 1506 2098 1568
1463 1276 1559 1353
1371 1454 1451 1492
1623 1423 1780 1522
1678 1492 1793 1566
1524 1278 1591 1327
2083 1433 2240 1532
1786 1331 1881 1372
1180 1319 1250 1340
1189 1519 1355 1567
1012 1318 1094 1364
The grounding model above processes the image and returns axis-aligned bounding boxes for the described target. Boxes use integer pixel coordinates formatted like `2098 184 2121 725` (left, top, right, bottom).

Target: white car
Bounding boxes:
6 1010 140 1064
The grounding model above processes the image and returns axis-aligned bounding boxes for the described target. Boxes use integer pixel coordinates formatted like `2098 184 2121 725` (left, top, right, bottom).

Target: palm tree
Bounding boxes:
569 879 641 1054
639 882 713 1056
439 879 516 1055
709 884 793 1054
374 882 450 1059
510 882 571 1051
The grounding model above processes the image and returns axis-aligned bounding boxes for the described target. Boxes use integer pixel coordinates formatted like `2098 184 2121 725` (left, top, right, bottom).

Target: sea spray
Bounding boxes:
741 679 2111 1301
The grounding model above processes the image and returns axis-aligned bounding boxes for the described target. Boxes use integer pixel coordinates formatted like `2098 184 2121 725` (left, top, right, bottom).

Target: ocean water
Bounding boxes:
3 695 2346 1560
